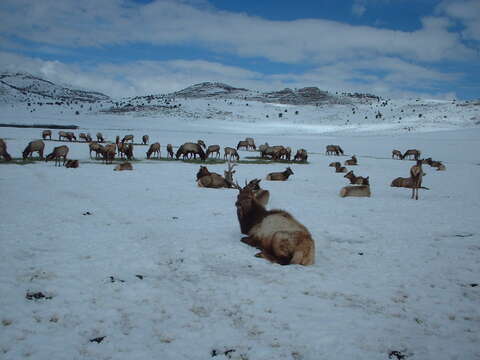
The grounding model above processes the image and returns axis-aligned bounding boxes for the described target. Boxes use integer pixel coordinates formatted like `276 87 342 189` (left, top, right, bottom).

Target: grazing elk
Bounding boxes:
101 143 116 164
326 145 343 156
266 167 294 181
66 132 76 141
122 134 134 144
344 155 357 166
224 147 240 161
339 185 371 198
114 162 133 171
334 162 347 173
206 144 221 159
237 140 249 151
261 145 285 160
58 131 68 141
410 160 424 200
176 142 206 161
392 149 403 159
23 140 45 160
0 138 12 161
424 157 446 171
235 183 315 265
403 149 421 160
146 142 161 159
258 142 269 154
283 147 292 161
293 149 308 162
96 132 104 143
123 143 134 160
42 130 52 140
45 145 69 166
197 140 206 149
79 133 88 142
89 142 104 159
245 137 256 150
85 133 92 142
167 144 174 159
142 135 149 145
64 159 79 168
344 170 369 185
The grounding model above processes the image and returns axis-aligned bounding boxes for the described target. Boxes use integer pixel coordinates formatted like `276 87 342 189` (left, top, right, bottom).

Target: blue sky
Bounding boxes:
0 0 478 99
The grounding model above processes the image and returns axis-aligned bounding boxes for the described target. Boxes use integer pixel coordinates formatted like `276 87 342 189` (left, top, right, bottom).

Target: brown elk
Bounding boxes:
66 132 76 141
176 142 206 161
206 144 221 159
235 183 315 266
0 139 12 161
122 134 134 143
392 150 403 159
283 147 292 161
339 185 371 198
266 167 294 181
64 159 79 168
114 162 133 171
123 143 134 160
293 149 308 162
403 149 421 160
237 140 249 150
142 135 149 145
424 157 446 171
146 142 161 159
167 144 174 159
326 145 343 155
96 132 104 143
196 166 230 188
197 140 206 149
344 170 369 185
334 163 347 173
79 133 89 142
23 140 45 160
410 160 424 200
245 137 256 150
240 179 270 207
89 142 104 159
344 155 357 166
261 145 285 160
329 161 340 167
46 145 69 166
258 142 269 154
42 130 52 140
391 177 429 190
101 143 116 164
85 133 92 142
58 131 68 141
224 147 240 161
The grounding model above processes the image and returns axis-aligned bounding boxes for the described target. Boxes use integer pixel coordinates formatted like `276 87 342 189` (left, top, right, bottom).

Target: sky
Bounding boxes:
0 0 479 99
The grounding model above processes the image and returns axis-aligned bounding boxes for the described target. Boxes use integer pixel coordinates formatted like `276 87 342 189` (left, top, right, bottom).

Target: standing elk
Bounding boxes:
245 137 256 150
42 130 52 140
89 142 104 159
96 132 104 143
344 155 357 166
23 140 45 160
410 160 424 200
403 149 421 160
176 142 206 161
392 150 403 159
64 159 79 168
206 144 221 159
167 144 174 159
122 134 134 144
326 145 343 155
0 139 12 161
224 147 240 161
79 133 89 142
391 177 429 190
293 149 308 162
237 140 249 151
146 142 161 159
114 162 133 171
58 131 68 141
261 145 285 160
344 170 369 185
235 183 315 265
66 132 76 141
197 140 206 149
142 135 149 145
266 167 294 181
339 185 371 198
258 142 269 154
101 143 116 164
46 145 69 166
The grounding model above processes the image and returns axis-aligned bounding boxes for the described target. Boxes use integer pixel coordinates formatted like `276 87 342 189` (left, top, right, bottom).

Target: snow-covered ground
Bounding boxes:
1 100 479 360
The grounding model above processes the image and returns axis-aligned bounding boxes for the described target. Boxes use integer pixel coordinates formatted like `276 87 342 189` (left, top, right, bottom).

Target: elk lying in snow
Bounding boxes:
46 145 69 166
344 155 357 166
197 166 231 188
344 170 369 185
96 132 104 143
403 149 421 160
224 147 240 161
329 161 340 167
167 144 174 158
266 167 294 181
326 145 343 155
293 149 308 162
0 138 12 161
122 134 134 143
64 159 79 168
142 135 149 145
392 149 403 159
339 185 371 198
235 183 315 266
42 130 52 140
23 140 45 160
176 142 206 161
146 142 161 159
89 142 104 158
391 177 429 189
206 144 220 159
240 179 270 207
334 162 347 173
424 157 446 171
114 162 133 171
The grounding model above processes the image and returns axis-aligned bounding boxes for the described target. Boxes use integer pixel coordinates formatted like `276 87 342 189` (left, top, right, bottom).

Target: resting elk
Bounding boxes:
66 132 76 141
64 159 79 168
224 147 240 161
339 185 371 198
334 162 347 173
146 142 161 159
23 140 45 160
206 144 221 159
235 183 315 265
344 155 357 166
266 167 294 181
344 170 369 185
46 145 69 166
114 162 133 171
0 138 12 161
142 135 149 145
176 142 206 161
410 160 424 200
197 140 206 149
101 143 116 164
424 157 446 171
42 130 52 140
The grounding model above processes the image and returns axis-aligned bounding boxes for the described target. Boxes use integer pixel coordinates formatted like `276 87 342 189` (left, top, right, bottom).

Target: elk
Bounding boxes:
142 135 149 145
45 145 69 166
403 149 421 160
391 177 429 189
339 185 371 198
392 150 403 159
326 145 343 155
197 140 206 149
123 143 134 160
424 157 446 171
266 167 294 181
64 159 79 168
344 155 357 166
58 131 68 141
101 143 116 164
122 134 134 144
146 142 161 159
85 133 92 142
410 160 424 200
89 142 104 159
344 170 369 185
258 142 269 154
167 144 174 159
196 166 230 188
224 147 240 161
206 144 221 159
235 183 315 266
245 137 256 150
283 147 292 161
79 133 89 142
240 179 269 207
0 138 12 161
237 140 249 151
96 132 104 142
293 149 308 162
66 132 76 141
261 145 285 160
23 140 45 160
329 161 340 167
176 142 206 161
114 162 133 171
334 163 347 173
42 130 52 140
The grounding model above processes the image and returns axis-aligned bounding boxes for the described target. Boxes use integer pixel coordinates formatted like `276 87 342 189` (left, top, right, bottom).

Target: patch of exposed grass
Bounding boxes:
243 156 309 164
0 158 37 165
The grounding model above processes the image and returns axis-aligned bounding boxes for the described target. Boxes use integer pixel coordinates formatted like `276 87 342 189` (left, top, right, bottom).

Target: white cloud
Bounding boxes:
437 0 480 41
352 0 367 17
